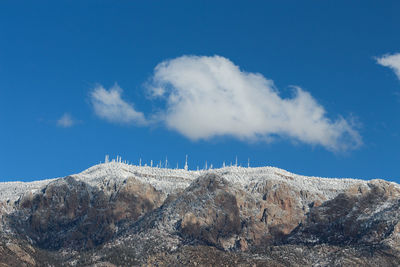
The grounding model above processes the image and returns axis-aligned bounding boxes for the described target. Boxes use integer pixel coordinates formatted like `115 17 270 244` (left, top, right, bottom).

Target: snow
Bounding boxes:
0 178 57 203
1 162 398 203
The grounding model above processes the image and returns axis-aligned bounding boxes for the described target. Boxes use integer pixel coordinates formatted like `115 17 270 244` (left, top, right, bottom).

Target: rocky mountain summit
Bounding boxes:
1 162 400 266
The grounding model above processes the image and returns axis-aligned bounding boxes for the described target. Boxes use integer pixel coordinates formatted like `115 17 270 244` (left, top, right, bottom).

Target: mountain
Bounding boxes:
1 162 400 266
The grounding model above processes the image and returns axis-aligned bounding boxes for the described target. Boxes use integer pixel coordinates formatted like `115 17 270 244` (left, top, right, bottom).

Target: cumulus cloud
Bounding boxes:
147 55 361 151
90 84 147 125
57 113 76 128
376 53 400 80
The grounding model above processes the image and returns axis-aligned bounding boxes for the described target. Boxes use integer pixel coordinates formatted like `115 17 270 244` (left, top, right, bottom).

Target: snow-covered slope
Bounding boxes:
2 162 394 203
0 178 56 203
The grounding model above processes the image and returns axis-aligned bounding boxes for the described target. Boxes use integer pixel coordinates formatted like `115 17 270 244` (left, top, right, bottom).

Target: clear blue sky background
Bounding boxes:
1 1 400 182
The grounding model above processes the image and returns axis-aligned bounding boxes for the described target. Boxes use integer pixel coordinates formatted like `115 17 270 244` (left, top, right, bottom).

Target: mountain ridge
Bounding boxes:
1 163 400 266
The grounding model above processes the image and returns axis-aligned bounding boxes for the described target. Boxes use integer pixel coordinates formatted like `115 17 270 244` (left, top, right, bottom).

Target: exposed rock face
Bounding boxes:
0 163 400 266
7 175 164 250
287 180 400 247
177 174 242 248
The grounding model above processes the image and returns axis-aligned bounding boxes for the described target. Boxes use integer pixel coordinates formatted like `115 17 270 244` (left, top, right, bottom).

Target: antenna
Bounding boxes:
184 155 188 171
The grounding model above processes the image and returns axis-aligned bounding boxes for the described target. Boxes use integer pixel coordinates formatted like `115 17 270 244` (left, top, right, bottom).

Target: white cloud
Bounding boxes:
147 55 361 151
90 84 147 125
376 53 400 80
57 113 75 128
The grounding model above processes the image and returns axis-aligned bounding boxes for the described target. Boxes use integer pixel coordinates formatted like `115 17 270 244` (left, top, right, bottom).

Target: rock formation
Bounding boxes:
0 162 399 266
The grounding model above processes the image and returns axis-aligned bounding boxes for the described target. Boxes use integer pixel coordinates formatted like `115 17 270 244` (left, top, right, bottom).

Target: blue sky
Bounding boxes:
1 1 400 182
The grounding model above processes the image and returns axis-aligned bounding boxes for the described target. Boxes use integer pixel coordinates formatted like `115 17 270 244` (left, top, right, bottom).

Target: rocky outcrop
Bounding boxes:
7 176 164 250
177 174 242 248
286 180 400 247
